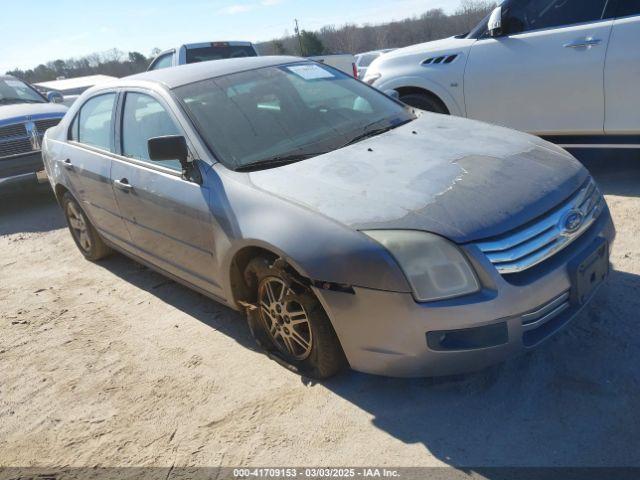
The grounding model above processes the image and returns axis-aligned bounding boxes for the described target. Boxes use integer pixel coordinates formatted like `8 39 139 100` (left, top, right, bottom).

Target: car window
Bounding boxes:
150 53 173 71
504 0 608 34
616 0 640 17
121 92 182 171
0 78 45 104
76 93 116 151
357 53 379 67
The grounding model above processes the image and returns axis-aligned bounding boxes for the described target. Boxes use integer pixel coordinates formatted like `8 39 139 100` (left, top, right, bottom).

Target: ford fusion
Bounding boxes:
42 57 615 378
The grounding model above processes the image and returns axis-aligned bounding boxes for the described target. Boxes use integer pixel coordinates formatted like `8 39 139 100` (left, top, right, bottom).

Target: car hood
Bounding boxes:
248 114 588 244
0 102 67 124
383 35 475 58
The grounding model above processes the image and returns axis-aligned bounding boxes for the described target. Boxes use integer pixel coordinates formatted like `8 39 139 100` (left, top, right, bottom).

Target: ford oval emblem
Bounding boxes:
562 210 584 234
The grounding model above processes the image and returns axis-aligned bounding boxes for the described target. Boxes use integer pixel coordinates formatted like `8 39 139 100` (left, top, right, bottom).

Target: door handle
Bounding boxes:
63 158 73 170
564 37 602 49
114 178 133 191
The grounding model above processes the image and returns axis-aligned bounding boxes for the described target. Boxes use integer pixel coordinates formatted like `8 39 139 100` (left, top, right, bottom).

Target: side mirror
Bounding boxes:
47 91 64 104
148 135 189 165
487 6 503 37
384 89 400 100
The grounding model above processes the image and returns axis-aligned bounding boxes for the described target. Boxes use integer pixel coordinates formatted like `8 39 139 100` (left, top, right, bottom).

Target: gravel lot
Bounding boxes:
1 153 639 471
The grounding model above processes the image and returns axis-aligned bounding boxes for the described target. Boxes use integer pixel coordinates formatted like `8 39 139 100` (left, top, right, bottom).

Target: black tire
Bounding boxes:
399 92 448 114
62 192 112 261
244 257 347 379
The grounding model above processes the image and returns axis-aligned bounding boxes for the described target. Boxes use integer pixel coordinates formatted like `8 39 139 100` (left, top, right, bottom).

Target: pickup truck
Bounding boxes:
364 0 640 150
149 42 358 77
0 75 66 193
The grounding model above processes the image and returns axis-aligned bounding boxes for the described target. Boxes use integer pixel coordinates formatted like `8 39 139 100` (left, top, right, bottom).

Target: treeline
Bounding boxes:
7 0 494 83
6 49 158 84
257 0 494 55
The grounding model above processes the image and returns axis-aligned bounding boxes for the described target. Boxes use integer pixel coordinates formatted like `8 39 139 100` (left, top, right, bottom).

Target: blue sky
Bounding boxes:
0 0 462 74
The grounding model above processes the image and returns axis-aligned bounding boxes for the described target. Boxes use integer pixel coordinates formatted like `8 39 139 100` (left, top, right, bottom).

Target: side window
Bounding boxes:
616 0 640 17
76 93 116 151
150 53 173 71
121 92 182 171
504 0 608 34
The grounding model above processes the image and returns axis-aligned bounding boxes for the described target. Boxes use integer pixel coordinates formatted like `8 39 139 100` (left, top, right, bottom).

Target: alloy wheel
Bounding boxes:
66 202 92 252
258 277 313 360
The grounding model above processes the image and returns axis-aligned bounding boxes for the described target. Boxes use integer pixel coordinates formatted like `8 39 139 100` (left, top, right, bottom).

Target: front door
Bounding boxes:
464 0 612 136
110 91 222 296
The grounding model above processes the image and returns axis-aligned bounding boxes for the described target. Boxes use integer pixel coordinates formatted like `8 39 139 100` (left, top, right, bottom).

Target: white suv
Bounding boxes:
364 0 640 149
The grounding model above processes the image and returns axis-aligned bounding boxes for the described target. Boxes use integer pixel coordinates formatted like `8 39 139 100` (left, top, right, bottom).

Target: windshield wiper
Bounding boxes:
235 152 322 172
342 118 412 148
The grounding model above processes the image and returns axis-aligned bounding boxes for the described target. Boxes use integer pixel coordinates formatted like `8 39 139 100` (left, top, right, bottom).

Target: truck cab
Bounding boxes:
148 42 259 71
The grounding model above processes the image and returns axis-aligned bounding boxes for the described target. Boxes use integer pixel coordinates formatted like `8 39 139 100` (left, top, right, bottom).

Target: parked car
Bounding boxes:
308 54 359 77
43 56 614 378
0 75 67 193
355 49 395 78
364 0 639 150
148 41 259 71
35 75 117 107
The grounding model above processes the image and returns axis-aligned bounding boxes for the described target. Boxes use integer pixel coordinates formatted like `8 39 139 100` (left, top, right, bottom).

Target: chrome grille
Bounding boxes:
0 116 63 159
475 178 604 274
522 291 570 328
0 123 26 138
0 138 32 157
34 118 61 133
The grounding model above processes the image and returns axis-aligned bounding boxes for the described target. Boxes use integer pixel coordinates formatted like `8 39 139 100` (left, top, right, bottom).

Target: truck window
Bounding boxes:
185 45 257 63
150 53 173 71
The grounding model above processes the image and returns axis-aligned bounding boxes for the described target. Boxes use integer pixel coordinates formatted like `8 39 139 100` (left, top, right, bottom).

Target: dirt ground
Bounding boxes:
1 153 639 471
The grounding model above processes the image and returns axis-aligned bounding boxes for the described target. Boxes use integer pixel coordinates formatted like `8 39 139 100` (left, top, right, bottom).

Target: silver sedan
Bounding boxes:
42 56 615 378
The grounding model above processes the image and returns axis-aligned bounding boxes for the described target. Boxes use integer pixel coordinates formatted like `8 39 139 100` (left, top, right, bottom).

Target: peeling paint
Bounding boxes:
249 114 587 243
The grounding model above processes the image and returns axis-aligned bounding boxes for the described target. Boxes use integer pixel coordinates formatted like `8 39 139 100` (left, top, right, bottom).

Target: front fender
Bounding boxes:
209 167 412 304
375 75 464 117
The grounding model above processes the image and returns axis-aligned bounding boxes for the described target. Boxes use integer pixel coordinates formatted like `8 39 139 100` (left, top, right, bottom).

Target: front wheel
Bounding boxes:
399 92 448 114
245 257 347 379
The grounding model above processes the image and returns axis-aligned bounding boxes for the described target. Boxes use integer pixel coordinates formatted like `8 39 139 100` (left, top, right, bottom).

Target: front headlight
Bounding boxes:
363 230 480 302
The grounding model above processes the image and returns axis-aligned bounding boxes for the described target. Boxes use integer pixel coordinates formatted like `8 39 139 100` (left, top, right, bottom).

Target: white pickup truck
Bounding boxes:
364 0 640 149
149 42 357 77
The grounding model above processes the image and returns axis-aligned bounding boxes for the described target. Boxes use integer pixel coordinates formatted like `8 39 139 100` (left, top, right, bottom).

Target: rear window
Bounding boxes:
185 44 257 63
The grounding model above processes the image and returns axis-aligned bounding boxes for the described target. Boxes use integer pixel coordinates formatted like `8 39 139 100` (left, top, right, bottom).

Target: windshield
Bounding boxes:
0 78 45 104
174 62 414 170
185 45 258 63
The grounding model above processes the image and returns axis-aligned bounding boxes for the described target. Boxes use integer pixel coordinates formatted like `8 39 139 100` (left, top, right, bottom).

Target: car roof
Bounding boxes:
129 55 304 89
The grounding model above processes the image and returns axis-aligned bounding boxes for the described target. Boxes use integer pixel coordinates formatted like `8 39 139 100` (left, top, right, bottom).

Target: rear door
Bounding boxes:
464 0 612 136
65 91 130 242
110 89 222 295
604 0 640 136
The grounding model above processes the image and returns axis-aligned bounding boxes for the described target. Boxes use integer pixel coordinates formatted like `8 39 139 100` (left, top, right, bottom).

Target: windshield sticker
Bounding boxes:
286 65 335 80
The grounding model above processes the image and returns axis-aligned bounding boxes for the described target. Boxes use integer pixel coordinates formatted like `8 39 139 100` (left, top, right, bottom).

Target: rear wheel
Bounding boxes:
399 92 448 114
62 192 112 261
244 257 347 379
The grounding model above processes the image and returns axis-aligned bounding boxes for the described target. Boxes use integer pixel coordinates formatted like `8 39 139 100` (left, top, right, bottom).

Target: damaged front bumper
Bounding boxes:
313 209 616 377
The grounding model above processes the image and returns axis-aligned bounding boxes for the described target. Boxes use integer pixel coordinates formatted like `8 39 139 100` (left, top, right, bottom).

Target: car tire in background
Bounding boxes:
399 92 448 114
62 192 112 261
244 257 347 379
